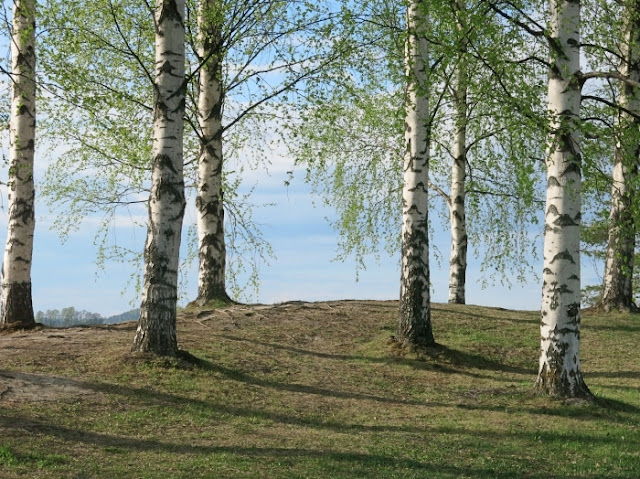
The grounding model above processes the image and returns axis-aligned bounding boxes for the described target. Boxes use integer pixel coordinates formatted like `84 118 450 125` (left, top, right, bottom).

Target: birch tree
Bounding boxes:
191 0 341 305
447 0 469 304
535 0 591 396
131 0 186 356
195 0 230 304
566 0 639 309
447 65 468 304
1 0 37 329
397 0 435 349
594 0 640 312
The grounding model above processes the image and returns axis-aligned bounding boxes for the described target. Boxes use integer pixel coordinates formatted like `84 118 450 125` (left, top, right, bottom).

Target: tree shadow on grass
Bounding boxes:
593 395 640 414
431 306 539 325
586 370 640 380
456 396 640 423
414 343 533 376
217 334 370 362
521 396 640 425
2 364 639 444
584 323 640 333
178 351 640 426
3 359 635 432
216 335 533 383
0 407 637 479
177 351 441 407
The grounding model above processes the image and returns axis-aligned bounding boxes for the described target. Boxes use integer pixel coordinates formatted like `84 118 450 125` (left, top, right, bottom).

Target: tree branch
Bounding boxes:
582 94 640 120
428 181 451 205
579 71 640 89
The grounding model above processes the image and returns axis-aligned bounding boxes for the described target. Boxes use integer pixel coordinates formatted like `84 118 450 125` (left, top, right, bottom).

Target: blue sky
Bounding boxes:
12 149 604 318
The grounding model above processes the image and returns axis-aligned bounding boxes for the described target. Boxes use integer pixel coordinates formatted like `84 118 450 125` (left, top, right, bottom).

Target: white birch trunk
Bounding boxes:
536 0 590 396
195 0 230 304
398 0 434 349
448 58 468 305
599 5 640 312
1 0 37 329
132 0 186 356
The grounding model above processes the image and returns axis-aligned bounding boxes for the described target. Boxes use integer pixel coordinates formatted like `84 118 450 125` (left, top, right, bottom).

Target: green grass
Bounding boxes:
0 446 69 469
1 301 639 478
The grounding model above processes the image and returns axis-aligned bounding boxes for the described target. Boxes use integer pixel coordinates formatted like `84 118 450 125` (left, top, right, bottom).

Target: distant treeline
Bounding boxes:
35 307 140 327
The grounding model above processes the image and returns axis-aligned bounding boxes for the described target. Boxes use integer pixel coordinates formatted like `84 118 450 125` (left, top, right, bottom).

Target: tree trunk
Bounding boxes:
598 3 640 313
398 0 435 350
1 0 37 330
448 51 468 305
535 0 590 397
132 0 186 356
195 0 230 305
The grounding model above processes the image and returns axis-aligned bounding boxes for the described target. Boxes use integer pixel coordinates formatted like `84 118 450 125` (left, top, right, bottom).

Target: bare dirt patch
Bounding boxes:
0 322 136 402
0 370 101 402
0 301 395 402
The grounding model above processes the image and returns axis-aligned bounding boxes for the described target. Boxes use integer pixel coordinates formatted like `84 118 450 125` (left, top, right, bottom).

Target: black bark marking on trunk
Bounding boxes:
9 191 35 226
450 255 464 267
549 63 563 80
562 159 581 177
406 204 422 215
555 284 573 295
0 281 35 329
134 229 181 356
550 249 575 264
195 194 222 217
408 181 428 193
132 296 178 356
535 359 591 398
553 214 578 226
155 99 169 121
17 104 31 116
398 227 435 350
547 176 561 187
566 302 580 324
8 239 25 249
160 60 175 74
549 282 560 311
155 180 185 210
158 0 184 28
566 73 581 93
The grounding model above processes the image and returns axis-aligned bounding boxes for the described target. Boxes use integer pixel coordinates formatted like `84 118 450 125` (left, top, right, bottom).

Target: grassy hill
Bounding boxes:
0 301 639 478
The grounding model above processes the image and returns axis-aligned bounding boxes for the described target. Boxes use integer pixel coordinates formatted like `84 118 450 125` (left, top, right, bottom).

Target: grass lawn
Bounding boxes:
1 300 639 478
